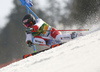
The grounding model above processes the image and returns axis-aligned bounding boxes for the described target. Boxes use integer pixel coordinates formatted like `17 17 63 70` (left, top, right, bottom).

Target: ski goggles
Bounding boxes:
24 21 33 27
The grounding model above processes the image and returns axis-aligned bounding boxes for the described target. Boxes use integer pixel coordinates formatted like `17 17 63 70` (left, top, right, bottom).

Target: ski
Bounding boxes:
23 32 84 59
23 43 64 59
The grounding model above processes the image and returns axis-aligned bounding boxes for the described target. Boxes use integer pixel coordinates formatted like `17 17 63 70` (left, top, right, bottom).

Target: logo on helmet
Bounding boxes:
23 19 28 23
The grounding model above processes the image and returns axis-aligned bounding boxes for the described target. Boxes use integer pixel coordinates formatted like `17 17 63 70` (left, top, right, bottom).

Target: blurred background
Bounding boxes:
0 0 100 64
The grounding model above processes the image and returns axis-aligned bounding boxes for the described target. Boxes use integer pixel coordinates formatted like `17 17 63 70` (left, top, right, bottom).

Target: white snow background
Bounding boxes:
0 27 100 72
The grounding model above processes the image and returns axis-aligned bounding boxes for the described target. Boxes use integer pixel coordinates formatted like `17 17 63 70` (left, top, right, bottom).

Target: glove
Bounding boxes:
27 40 33 47
26 28 34 34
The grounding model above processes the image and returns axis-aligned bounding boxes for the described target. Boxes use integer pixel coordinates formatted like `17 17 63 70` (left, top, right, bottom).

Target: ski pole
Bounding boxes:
31 29 89 32
20 0 37 52
56 29 89 31
32 37 36 52
25 4 37 52
25 4 39 19
20 0 39 19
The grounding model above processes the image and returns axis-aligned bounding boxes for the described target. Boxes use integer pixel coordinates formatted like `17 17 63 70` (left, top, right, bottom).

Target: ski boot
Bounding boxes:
71 32 78 39
46 39 53 45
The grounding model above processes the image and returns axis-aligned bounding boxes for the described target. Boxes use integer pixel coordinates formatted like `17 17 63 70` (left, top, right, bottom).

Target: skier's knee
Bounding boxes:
33 38 46 45
55 34 71 42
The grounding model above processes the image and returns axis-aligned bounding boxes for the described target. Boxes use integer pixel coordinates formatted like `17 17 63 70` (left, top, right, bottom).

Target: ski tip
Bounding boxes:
23 54 33 59
86 29 89 31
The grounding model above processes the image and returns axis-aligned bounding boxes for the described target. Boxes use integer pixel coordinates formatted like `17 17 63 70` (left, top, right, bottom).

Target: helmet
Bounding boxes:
22 14 36 27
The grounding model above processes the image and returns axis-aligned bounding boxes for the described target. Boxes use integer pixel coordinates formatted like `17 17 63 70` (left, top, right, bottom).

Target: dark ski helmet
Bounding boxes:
22 14 36 27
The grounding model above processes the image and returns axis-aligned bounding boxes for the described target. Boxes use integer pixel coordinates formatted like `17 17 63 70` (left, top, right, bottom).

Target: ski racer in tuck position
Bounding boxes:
22 14 77 47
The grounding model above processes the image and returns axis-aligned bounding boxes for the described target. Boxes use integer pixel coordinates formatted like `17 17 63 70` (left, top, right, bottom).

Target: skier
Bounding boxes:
22 14 77 47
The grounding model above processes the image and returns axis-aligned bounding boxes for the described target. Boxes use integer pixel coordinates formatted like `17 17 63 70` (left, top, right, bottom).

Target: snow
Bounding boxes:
0 29 100 72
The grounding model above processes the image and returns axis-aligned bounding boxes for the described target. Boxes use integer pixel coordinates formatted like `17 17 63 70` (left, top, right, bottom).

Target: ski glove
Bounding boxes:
26 28 34 34
27 40 33 47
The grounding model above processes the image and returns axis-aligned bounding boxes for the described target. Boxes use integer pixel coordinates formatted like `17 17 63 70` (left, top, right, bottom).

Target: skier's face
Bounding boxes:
24 21 33 28
23 19 33 28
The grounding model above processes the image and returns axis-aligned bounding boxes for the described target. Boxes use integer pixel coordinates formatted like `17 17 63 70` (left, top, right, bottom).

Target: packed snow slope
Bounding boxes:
0 30 100 72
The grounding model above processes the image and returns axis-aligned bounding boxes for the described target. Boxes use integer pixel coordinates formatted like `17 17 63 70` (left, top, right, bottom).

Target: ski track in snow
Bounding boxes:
0 30 100 72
